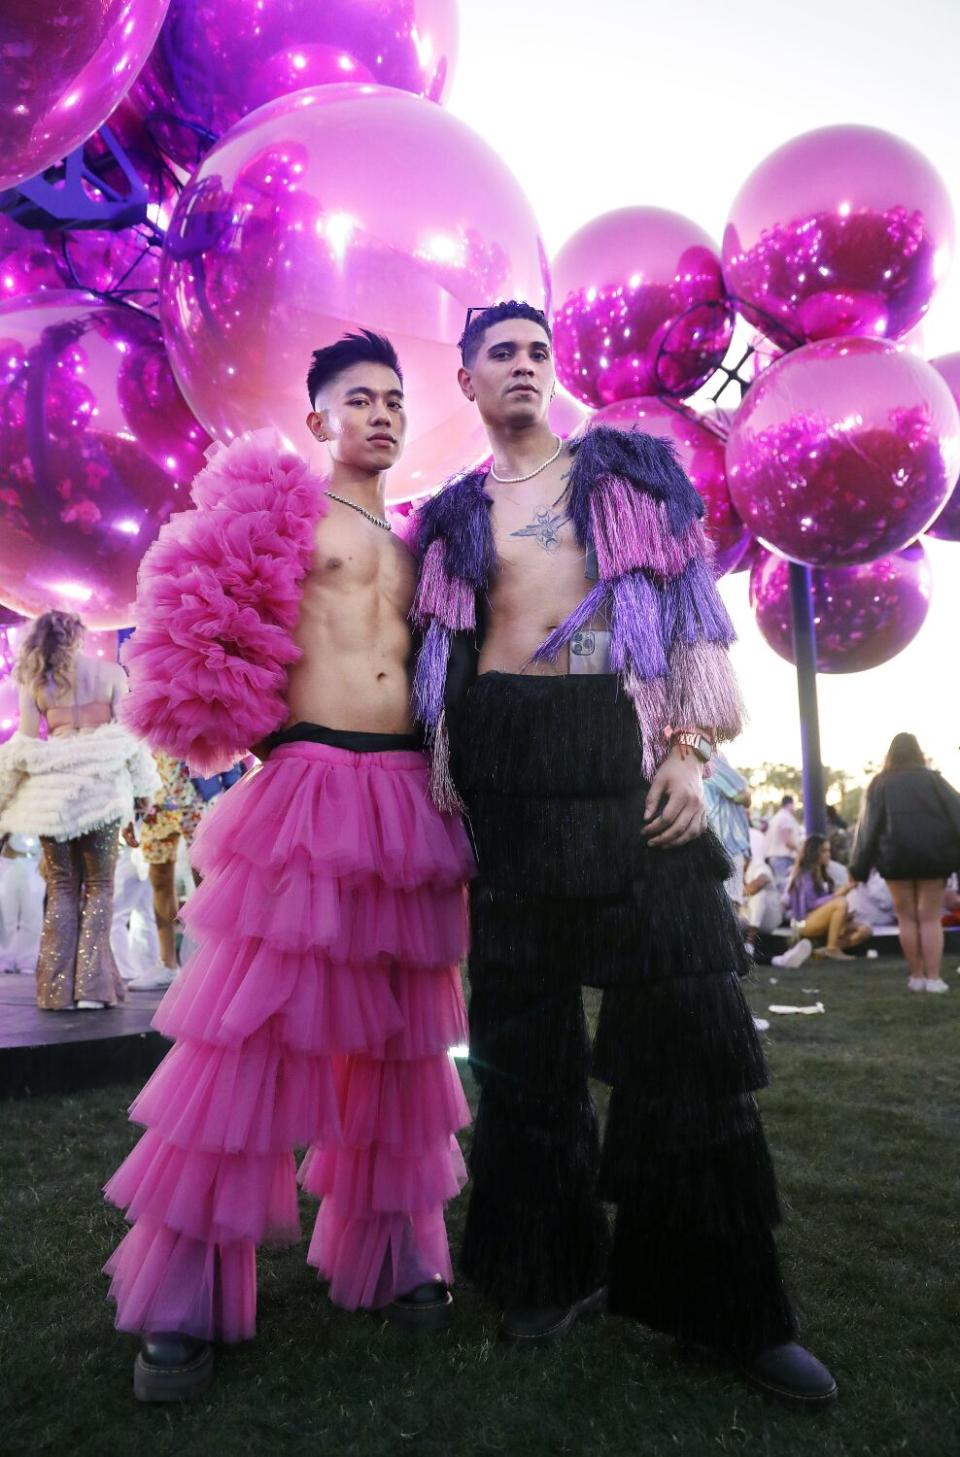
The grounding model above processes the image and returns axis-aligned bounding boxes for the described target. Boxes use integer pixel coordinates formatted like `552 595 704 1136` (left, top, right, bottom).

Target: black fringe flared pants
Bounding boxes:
449 672 798 1357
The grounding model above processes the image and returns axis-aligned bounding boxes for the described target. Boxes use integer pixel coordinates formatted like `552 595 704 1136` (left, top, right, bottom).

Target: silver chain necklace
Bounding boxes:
489 434 563 484
327 491 393 531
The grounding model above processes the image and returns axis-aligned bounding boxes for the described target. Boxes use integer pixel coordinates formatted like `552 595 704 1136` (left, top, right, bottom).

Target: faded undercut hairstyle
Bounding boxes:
306 330 403 408
458 300 552 368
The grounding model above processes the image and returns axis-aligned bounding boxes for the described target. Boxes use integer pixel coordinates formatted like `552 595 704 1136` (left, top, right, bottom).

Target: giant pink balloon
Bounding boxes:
548 388 591 440
552 208 733 408
0 215 70 304
724 126 955 350
926 353 960 541
726 337 960 569
129 0 459 168
0 291 209 628
749 543 931 673
592 398 749 576
159 84 548 501
0 0 171 194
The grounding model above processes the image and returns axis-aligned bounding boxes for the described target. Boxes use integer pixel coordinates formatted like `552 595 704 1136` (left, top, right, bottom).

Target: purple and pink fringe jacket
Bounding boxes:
120 429 329 775
411 424 744 799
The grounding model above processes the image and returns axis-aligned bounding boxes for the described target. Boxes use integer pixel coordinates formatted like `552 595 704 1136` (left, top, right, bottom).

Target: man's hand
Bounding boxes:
642 746 707 849
122 822 139 849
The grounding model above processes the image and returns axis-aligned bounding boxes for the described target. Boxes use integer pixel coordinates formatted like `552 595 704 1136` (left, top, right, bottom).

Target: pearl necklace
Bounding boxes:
327 491 393 531
490 435 563 484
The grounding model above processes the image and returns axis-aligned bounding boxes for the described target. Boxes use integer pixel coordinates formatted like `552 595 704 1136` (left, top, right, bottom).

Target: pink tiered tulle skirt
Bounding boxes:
103 741 473 1342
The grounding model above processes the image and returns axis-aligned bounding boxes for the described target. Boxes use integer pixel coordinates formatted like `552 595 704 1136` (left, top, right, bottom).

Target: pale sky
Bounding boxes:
446 0 960 789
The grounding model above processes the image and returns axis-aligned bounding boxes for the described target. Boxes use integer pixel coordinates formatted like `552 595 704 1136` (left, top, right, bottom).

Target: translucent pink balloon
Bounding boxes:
0 0 171 193
82 627 121 659
749 543 931 673
0 215 70 304
724 126 955 349
552 208 733 408
592 398 749 576
160 84 548 501
926 353 960 541
726 337 960 569
0 291 209 628
548 388 591 440
130 0 458 168
729 535 762 575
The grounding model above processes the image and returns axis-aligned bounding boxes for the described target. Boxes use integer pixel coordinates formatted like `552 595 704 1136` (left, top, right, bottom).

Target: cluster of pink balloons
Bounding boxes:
0 292 209 628
3 7 960 683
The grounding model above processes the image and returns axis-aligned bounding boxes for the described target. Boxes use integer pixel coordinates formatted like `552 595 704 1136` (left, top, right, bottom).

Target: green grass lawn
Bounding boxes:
2 954 958 1457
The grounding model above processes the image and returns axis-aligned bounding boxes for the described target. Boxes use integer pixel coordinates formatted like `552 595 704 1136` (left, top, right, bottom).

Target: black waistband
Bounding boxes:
266 721 424 754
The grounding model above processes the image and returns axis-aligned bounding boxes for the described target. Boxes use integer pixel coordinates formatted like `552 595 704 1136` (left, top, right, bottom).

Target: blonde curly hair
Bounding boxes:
14 611 85 701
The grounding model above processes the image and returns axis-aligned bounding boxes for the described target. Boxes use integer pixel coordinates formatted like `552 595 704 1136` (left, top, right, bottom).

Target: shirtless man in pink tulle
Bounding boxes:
103 332 473 1401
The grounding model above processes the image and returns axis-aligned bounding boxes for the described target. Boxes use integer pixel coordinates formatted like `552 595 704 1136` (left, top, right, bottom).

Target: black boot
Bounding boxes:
500 1286 607 1347
133 1332 214 1403
739 1341 838 1409
383 1280 453 1334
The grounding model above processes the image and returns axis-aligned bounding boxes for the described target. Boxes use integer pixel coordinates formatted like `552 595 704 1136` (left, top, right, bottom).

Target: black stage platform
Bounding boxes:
0 975 168 1098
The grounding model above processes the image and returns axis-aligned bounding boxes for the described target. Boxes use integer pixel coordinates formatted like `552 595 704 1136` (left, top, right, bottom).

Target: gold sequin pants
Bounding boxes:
36 821 125 1011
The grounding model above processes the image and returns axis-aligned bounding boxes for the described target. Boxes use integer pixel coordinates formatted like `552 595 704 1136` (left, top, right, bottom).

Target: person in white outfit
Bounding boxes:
741 827 813 969
0 832 45 973
0 612 159 1010
765 795 802 890
111 839 162 982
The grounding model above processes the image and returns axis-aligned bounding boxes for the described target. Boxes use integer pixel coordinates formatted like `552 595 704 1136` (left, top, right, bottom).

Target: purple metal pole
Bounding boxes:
788 562 827 836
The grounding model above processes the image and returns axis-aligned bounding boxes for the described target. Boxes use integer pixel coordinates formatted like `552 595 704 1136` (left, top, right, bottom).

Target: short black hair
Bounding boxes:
306 329 403 407
780 794 795 807
458 300 551 367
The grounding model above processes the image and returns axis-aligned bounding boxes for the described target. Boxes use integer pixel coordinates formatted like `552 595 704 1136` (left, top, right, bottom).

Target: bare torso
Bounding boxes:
35 654 124 737
478 448 604 676
285 502 418 733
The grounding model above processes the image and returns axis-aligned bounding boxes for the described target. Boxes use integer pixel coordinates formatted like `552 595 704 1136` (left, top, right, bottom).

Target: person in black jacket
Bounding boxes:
850 734 960 993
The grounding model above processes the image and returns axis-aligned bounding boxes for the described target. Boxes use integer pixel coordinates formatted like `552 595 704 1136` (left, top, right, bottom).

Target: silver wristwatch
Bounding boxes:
672 730 714 764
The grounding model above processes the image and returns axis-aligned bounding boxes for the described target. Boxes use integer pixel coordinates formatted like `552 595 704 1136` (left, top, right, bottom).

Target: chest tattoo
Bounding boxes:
510 507 567 553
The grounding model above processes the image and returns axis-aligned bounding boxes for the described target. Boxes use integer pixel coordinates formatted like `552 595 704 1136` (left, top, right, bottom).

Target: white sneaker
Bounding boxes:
76 999 106 1010
771 938 813 970
925 978 950 993
907 977 926 991
127 967 177 992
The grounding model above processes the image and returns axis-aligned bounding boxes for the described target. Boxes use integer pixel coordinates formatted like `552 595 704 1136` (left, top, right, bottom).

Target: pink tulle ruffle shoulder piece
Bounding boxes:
120 429 328 775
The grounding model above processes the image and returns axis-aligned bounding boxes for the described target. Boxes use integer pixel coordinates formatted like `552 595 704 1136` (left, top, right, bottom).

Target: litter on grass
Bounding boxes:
753 1017 771 1032
768 1002 826 1016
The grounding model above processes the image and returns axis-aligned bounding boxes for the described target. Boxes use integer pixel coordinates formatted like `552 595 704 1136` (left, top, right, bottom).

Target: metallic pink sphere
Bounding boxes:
926 352 960 541
0 0 171 193
551 208 733 408
0 291 209 628
592 397 749 576
129 0 459 167
749 543 932 674
159 84 548 502
0 215 70 303
723 126 955 350
726 336 960 568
